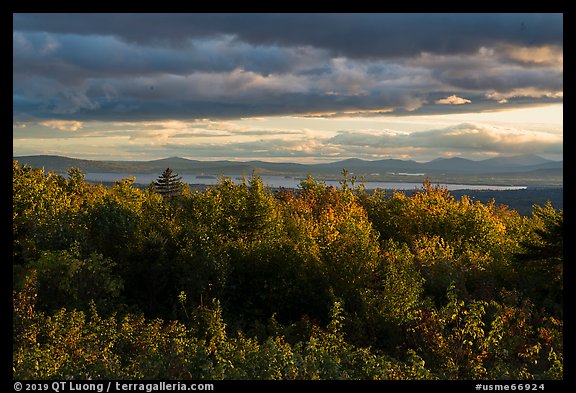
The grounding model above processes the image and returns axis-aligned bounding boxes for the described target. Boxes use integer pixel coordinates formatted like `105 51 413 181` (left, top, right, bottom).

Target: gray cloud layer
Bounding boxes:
13 13 563 123
13 14 562 58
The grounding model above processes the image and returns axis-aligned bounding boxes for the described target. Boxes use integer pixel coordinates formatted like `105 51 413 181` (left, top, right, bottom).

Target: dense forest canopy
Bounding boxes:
12 160 563 380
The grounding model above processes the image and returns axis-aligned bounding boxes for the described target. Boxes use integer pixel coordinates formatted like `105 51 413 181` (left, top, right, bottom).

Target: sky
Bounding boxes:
13 13 563 163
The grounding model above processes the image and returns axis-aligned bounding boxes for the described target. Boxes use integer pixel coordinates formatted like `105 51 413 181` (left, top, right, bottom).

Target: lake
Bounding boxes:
82 172 527 191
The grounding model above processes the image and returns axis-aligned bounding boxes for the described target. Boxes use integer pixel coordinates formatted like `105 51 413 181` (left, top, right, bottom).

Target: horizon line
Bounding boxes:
12 153 563 165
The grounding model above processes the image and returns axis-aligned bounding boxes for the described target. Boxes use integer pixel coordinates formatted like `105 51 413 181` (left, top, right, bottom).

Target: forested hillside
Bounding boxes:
12 161 563 380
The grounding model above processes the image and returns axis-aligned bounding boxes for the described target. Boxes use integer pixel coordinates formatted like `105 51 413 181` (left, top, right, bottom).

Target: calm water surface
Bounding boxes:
83 172 527 191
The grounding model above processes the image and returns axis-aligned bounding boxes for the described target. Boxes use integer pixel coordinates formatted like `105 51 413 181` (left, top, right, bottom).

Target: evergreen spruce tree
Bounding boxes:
153 168 184 201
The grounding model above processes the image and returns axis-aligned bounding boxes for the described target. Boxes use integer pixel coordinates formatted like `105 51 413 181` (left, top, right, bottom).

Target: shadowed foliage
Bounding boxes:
13 161 563 380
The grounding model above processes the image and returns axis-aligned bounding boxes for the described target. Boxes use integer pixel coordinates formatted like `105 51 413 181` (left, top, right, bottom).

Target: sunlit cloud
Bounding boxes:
329 123 562 156
504 45 563 66
435 95 472 105
39 119 84 131
485 88 563 102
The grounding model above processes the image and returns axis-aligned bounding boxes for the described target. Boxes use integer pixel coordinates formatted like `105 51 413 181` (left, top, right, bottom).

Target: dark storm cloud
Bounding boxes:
13 32 329 83
13 13 562 59
13 13 563 123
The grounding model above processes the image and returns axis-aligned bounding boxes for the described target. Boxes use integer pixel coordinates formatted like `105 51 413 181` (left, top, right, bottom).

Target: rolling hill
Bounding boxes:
13 154 563 186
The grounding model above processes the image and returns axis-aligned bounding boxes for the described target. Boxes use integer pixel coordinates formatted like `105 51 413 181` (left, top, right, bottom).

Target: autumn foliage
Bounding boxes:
12 161 563 380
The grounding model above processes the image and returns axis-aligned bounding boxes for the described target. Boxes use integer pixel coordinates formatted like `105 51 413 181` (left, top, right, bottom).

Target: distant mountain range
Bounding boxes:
13 154 563 179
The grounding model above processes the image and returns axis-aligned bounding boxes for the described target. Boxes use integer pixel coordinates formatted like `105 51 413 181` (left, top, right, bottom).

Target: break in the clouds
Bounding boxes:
13 13 563 162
